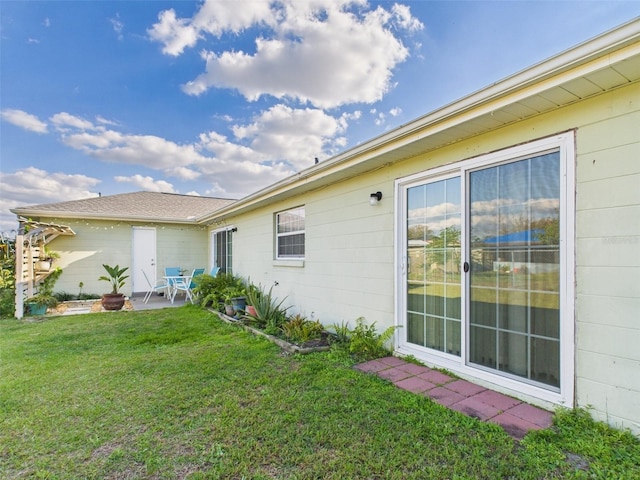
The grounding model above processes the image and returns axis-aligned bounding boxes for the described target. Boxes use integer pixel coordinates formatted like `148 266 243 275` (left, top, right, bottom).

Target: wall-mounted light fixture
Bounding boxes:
230 227 238 233
369 191 383 206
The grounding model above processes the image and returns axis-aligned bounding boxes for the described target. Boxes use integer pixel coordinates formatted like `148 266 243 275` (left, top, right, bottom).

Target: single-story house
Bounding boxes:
13 19 640 435
12 191 235 297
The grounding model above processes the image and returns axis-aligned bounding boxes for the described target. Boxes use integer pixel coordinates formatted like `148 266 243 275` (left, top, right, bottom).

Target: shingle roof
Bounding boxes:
11 191 236 223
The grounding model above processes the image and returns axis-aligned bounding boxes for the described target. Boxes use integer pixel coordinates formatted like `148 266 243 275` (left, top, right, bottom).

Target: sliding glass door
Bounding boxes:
400 134 573 398
211 229 233 274
468 152 561 389
407 176 462 356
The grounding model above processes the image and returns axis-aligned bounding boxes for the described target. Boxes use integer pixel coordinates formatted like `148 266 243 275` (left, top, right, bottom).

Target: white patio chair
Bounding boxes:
171 268 205 303
142 270 168 303
164 267 182 303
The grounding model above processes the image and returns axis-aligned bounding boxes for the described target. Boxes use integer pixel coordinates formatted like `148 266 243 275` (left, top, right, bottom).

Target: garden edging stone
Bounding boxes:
212 310 331 355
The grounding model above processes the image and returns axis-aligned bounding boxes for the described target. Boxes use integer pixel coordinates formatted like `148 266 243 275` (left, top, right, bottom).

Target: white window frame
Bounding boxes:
395 132 575 408
275 206 305 260
210 226 234 275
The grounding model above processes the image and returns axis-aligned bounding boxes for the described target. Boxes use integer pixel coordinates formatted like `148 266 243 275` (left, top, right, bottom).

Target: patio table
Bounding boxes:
163 275 186 304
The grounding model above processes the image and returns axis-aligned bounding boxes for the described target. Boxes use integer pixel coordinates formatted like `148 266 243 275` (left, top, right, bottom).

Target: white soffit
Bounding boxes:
204 19 640 221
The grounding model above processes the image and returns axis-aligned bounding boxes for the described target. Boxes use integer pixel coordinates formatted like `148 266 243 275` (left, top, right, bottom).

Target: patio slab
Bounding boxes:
356 357 554 440
445 379 487 397
490 412 545 440
424 386 465 407
395 376 436 394
377 366 414 382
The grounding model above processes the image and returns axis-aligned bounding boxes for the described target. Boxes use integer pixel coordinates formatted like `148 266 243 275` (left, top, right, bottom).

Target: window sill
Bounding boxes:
273 259 305 268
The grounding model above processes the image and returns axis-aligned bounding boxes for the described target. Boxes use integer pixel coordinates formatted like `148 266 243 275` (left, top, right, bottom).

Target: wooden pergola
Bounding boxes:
14 218 75 319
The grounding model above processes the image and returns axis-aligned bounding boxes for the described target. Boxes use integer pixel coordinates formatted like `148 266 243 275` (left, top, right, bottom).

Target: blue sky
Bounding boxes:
1 1 638 233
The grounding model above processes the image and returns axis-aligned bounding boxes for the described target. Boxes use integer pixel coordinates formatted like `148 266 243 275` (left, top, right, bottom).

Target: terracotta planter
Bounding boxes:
246 305 257 317
224 304 235 316
101 293 125 311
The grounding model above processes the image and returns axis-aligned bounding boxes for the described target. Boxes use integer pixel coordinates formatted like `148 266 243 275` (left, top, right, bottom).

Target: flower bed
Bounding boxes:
214 310 331 355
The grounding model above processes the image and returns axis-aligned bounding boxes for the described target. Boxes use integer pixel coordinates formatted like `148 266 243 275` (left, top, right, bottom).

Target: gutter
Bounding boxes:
198 18 640 224
10 209 202 225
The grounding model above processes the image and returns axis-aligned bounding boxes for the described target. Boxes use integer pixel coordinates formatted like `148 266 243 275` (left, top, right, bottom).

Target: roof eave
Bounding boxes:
199 18 640 223
10 208 201 225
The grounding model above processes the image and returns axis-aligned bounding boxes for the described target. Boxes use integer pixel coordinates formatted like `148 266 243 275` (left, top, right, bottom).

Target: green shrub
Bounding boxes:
25 267 63 312
0 288 14 318
281 314 324 344
193 273 244 308
329 320 351 345
54 291 75 302
0 257 15 317
349 317 397 361
329 317 397 361
77 293 100 300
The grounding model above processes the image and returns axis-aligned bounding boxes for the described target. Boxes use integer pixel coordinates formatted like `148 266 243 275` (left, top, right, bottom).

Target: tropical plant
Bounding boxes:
193 273 244 308
349 317 396 360
329 320 352 345
344 317 398 361
223 286 246 304
38 245 60 262
280 314 324 344
26 267 63 309
98 264 129 294
244 283 290 333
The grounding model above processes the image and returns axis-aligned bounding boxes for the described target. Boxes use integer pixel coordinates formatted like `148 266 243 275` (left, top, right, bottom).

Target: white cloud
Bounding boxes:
114 174 176 193
148 1 273 56
5 104 356 199
150 0 422 108
1 109 48 133
390 3 423 32
230 104 345 169
110 13 124 41
50 112 96 131
389 107 402 117
147 9 201 56
409 202 461 221
95 115 119 127
0 167 100 233
62 130 203 180
43 17 51 27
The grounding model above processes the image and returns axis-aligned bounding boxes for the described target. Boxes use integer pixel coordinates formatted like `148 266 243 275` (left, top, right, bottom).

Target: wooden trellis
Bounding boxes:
14 218 75 319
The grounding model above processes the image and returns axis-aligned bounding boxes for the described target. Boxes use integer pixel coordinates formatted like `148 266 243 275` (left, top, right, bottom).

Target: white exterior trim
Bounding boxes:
395 132 576 408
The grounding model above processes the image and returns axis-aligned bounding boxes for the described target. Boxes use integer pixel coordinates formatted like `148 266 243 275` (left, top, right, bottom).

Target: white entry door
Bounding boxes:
132 227 157 293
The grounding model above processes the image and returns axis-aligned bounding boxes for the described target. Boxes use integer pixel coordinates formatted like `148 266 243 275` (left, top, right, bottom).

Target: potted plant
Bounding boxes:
98 264 129 311
223 293 235 316
245 282 261 317
35 246 60 272
25 267 62 315
25 293 58 316
223 286 246 316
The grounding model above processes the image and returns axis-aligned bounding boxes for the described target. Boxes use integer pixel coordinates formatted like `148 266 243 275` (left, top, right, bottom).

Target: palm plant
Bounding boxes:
98 264 129 294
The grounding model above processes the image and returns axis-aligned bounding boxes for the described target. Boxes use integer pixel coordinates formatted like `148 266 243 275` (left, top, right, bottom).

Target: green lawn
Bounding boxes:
1 306 638 479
